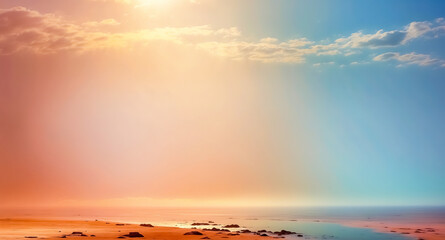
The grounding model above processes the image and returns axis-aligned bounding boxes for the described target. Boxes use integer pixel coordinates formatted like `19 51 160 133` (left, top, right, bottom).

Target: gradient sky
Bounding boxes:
0 0 444 208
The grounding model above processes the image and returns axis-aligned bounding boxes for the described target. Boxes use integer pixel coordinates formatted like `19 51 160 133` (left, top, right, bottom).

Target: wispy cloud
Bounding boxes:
373 52 445 68
1 6 444 68
197 38 315 63
335 19 445 48
0 7 238 54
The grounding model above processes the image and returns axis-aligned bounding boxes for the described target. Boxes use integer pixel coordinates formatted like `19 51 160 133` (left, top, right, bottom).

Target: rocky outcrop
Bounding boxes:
203 227 230 232
140 223 154 227
122 232 144 238
223 224 240 228
274 230 296 235
184 231 204 235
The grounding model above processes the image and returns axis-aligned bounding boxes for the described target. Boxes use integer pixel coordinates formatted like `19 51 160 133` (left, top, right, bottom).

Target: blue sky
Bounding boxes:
260 0 445 205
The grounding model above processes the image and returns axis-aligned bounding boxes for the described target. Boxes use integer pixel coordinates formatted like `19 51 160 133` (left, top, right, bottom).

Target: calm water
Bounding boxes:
3 206 445 240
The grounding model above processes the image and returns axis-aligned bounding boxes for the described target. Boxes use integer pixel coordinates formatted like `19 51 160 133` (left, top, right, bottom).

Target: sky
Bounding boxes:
0 0 444 208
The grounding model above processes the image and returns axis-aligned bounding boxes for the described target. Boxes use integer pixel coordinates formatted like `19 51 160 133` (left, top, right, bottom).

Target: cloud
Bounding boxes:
335 18 445 48
1 6 444 67
0 7 238 54
373 52 445 67
197 38 315 63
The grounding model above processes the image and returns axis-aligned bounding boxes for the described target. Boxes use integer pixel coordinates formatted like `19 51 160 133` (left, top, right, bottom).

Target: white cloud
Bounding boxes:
373 52 445 67
1 6 444 68
196 38 316 63
335 19 445 49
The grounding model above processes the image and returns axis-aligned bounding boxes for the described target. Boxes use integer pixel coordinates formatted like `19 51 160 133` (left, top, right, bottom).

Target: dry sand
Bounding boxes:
0 219 279 240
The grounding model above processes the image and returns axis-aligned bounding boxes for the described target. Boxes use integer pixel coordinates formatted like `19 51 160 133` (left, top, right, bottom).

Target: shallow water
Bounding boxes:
3 206 443 239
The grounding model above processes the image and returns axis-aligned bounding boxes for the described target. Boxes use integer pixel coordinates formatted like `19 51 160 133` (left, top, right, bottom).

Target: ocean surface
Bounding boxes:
3 206 445 240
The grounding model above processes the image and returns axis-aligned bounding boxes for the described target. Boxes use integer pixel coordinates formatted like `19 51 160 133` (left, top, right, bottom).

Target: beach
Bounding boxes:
0 219 285 240
2 206 445 240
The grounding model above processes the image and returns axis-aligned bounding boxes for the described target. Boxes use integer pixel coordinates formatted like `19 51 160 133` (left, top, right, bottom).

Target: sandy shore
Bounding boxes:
0 219 281 240
339 220 445 240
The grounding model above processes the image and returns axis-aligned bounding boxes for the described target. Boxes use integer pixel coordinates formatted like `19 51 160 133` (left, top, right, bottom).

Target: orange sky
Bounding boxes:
0 33 321 207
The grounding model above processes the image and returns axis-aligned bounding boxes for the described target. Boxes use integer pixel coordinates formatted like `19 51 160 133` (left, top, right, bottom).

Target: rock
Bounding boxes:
192 223 210 226
274 230 296 235
240 230 251 233
69 232 87 236
117 237 125 239
123 232 144 238
201 237 211 239
260 233 268 236
24 237 38 239
297 234 303 237
258 230 267 233
227 233 240 236
116 224 125 226
224 224 240 228
184 231 204 235
140 223 154 227
90 235 96 237
203 227 230 232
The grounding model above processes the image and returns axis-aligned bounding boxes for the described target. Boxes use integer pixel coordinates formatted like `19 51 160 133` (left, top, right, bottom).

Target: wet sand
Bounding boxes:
340 220 444 240
0 219 278 240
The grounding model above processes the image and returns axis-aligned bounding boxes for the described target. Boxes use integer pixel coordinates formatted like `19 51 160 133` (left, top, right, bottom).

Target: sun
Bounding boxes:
135 0 172 7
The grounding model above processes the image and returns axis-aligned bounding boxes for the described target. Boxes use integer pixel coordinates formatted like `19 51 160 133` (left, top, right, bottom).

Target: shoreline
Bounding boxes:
0 218 286 240
1 217 443 240
336 219 444 240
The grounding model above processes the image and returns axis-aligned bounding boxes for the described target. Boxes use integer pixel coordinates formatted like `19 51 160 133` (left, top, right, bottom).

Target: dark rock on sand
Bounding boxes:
24 237 38 239
240 230 251 233
203 227 230 232
184 231 204 235
192 223 210 226
201 237 211 239
258 230 267 233
274 230 296 235
227 233 240 236
297 234 304 237
116 224 125 226
224 224 240 228
260 233 269 236
140 224 154 227
123 232 144 238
